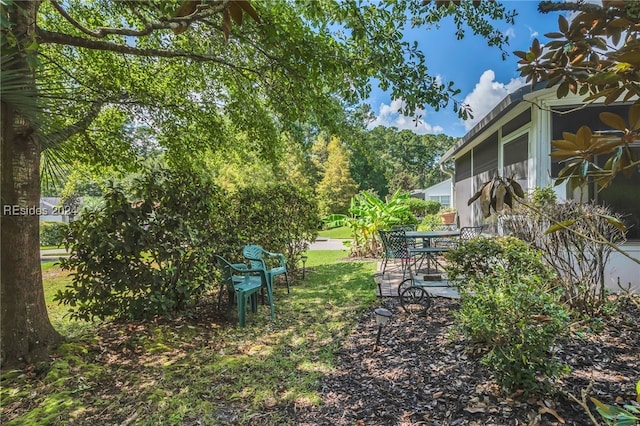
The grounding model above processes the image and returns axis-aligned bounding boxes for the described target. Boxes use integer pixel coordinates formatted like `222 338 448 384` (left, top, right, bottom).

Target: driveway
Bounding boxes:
308 238 349 251
41 239 349 261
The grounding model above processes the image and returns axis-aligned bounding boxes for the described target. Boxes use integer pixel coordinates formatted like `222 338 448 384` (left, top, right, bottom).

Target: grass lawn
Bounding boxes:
317 226 351 240
1 251 378 425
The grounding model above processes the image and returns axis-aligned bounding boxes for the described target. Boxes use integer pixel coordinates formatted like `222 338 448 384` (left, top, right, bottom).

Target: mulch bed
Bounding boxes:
294 295 640 426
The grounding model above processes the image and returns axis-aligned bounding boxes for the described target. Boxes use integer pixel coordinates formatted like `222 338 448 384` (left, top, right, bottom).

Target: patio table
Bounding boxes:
393 229 460 315
405 230 460 248
404 230 460 273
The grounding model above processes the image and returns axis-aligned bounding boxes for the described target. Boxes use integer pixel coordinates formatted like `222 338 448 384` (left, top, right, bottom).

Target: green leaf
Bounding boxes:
590 397 613 417
545 220 576 234
622 404 639 414
322 214 347 224
602 215 627 232
557 81 569 98
468 181 489 206
550 149 581 159
558 15 568 33
600 111 628 131
552 139 580 150
629 106 640 131
544 32 565 39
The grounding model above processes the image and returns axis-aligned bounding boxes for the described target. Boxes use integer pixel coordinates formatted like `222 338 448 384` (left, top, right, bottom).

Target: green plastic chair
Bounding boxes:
215 255 274 326
242 244 290 294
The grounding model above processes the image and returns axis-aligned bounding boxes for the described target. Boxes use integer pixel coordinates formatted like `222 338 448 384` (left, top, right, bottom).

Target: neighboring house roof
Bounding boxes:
412 179 451 197
39 197 82 219
40 197 61 211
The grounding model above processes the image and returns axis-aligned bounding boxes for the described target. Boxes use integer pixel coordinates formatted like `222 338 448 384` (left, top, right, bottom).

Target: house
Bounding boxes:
410 178 452 207
40 197 78 222
439 85 639 291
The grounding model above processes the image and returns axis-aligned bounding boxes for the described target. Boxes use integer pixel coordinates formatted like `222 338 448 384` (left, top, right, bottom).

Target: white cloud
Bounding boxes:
527 25 539 39
369 98 444 134
461 70 526 131
504 27 516 39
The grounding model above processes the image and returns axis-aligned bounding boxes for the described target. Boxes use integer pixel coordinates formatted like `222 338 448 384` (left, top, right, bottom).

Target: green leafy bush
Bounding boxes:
230 183 319 271
57 166 318 321
404 198 440 217
446 237 570 395
445 236 552 284
423 200 442 215
40 221 69 247
57 167 233 321
418 214 443 231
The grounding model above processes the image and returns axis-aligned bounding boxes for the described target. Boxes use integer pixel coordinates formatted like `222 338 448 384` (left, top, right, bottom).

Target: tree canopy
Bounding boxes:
1 0 516 366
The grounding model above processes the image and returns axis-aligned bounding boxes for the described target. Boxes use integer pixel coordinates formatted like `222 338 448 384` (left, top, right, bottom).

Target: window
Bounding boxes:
595 146 640 241
473 132 499 175
502 108 531 138
429 195 450 206
503 133 528 180
551 104 630 177
552 104 640 241
455 152 471 182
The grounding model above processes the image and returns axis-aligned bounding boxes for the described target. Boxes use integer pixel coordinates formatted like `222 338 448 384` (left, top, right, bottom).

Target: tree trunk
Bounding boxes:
1 0 61 368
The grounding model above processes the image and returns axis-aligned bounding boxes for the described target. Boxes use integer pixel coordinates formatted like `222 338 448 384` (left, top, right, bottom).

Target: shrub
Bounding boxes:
418 214 443 231
40 221 69 247
446 237 570 395
229 182 320 271
57 167 233 321
499 188 626 316
445 236 553 284
404 198 440 217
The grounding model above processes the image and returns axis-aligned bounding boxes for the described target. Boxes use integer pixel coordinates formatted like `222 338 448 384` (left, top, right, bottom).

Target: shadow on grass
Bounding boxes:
1 254 380 426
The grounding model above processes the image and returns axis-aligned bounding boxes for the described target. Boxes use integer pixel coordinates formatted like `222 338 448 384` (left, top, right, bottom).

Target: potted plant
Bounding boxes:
440 207 456 225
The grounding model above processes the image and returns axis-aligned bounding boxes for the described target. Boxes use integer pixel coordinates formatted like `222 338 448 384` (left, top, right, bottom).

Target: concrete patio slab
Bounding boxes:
374 261 460 299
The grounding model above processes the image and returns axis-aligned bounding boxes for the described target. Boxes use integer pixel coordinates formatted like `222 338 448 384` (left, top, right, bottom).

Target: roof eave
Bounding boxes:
440 84 539 163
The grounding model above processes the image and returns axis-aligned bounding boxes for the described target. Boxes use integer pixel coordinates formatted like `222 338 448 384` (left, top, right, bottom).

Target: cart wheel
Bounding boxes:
400 286 431 316
397 278 414 297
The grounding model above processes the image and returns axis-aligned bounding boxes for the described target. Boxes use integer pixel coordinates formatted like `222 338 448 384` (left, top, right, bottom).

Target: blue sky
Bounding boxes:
367 1 565 137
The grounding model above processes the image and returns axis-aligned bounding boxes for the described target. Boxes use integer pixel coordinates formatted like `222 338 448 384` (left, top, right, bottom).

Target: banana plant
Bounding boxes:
322 190 414 257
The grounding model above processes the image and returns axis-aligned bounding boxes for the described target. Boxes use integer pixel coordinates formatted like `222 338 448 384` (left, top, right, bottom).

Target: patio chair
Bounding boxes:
460 225 485 240
434 225 485 249
243 244 290 294
379 229 411 278
391 224 420 248
429 223 457 247
215 255 273 326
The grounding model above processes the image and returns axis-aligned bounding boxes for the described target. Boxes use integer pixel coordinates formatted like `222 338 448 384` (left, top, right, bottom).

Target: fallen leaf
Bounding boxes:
538 402 565 423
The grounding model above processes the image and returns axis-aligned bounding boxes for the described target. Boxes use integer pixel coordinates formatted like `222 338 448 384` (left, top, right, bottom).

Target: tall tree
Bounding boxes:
317 136 359 216
1 0 514 366
349 126 456 196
